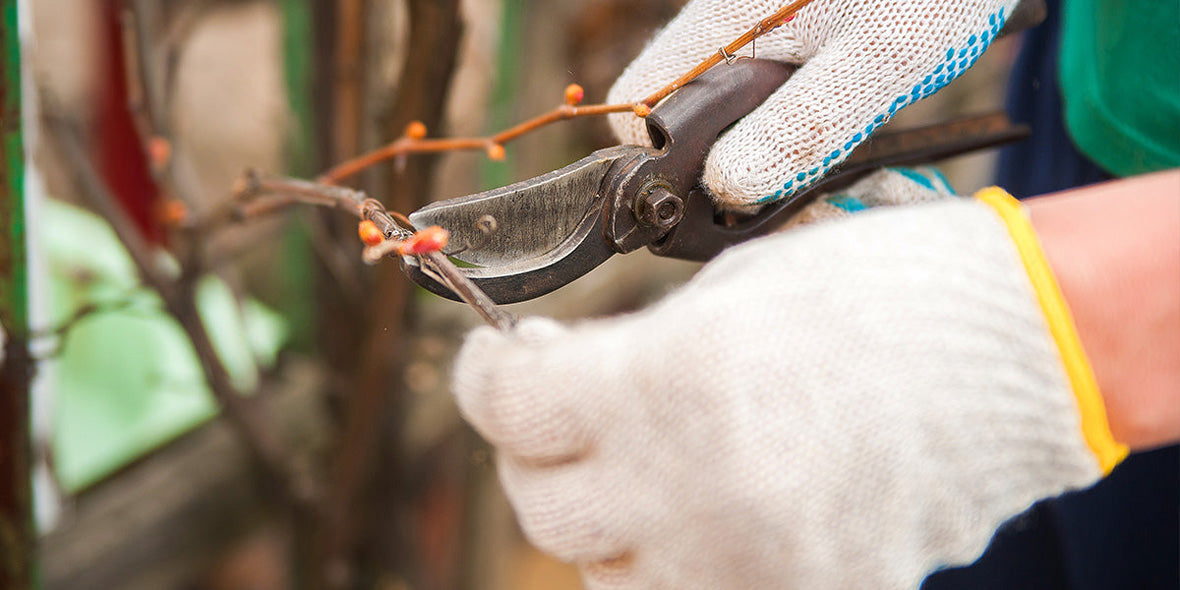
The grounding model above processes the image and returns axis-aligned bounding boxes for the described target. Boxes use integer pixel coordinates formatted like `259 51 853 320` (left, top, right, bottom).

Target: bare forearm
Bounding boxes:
1027 170 1180 451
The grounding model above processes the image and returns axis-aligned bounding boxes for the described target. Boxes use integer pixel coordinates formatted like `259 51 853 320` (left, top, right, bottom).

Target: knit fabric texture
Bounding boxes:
453 198 1103 589
782 166 955 228
606 0 1020 211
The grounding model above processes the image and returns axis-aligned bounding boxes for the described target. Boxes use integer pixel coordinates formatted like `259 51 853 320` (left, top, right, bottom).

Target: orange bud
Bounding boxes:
158 199 189 226
486 144 506 161
231 175 250 196
397 226 450 256
564 83 585 106
148 136 172 169
633 104 652 118
358 220 384 246
405 120 427 139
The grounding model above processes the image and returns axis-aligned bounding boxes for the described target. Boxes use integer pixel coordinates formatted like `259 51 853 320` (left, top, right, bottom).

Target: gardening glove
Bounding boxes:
783 165 957 227
607 0 1019 212
452 185 1128 589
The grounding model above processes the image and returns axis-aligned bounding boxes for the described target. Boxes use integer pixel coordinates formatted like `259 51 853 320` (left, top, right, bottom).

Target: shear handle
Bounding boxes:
603 59 797 254
650 112 1030 261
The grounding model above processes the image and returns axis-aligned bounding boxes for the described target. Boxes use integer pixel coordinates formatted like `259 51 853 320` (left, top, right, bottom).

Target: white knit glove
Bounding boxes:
607 0 1018 211
453 189 1123 589
784 166 956 227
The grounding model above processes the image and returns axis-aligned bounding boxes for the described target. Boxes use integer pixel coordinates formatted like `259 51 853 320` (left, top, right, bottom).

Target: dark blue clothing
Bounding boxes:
994 0 1111 196
924 1 1179 587
923 447 1179 589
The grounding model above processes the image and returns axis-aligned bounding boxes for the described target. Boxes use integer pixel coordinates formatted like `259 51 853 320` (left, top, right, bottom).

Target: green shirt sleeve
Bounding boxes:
1059 0 1180 176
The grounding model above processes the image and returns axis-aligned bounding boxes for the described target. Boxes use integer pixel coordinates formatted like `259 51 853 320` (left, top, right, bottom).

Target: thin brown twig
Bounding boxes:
318 102 636 185
417 251 516 330
31 298 148 358
318 0 815 185
199 170 513 330
118 0 205 282
197 0 820 227
318 136 488 184
159 1 213 110
212 171 414 238
488 103 634 146
640 0 813 106
187 172 412 307
45 114 316 507
196 172 361 228
118 8 153 151
184 1 819 332
120 0 192 202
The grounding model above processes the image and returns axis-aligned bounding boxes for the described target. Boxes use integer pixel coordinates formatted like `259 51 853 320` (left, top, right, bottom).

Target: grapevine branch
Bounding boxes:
45 115 315 506
31 299 144 359
40 3 816 583
220 173 514 329
40 2 321 512
638 0 811 106
318 0 813 185
197 0 816 332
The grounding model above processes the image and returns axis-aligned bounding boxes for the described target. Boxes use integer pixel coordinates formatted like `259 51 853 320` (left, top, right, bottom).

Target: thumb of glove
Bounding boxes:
607 0 1018 212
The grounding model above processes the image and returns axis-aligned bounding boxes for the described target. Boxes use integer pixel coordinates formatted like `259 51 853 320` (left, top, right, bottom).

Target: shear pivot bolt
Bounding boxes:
637 187 684 230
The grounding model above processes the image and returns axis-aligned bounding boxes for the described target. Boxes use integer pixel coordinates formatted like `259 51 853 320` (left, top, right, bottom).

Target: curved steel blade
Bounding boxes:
403 207 615 304
404 146 638 304
409 146 634 269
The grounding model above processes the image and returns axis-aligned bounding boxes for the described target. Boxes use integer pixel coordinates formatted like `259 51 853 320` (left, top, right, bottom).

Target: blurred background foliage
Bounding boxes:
24 0 1015 588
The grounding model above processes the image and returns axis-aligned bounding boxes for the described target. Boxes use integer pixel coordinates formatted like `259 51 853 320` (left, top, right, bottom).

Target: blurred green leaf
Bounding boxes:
43 199 288 492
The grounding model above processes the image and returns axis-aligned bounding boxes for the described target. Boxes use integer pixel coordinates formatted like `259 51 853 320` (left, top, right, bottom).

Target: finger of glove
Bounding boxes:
453 318 597 464
580 556 643 590
842 166 957 206
782 166 958 228
499 455 635 565
702 1 1015 211
605 0 810 146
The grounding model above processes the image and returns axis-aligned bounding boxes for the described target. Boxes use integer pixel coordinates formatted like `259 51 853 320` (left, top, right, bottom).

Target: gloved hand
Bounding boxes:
453 176 1127 589
783 166 956 227
607 0 1018 212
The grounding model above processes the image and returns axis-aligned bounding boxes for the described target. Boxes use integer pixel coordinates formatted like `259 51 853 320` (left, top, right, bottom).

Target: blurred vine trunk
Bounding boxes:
307 0 466 588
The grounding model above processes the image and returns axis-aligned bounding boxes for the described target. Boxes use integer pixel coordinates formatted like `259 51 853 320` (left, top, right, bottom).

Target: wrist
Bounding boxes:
975 188 1128 472
1026 171 1180 452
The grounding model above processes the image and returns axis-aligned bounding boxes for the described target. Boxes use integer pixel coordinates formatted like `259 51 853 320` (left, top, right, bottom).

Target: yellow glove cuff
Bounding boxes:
975 187 1129 474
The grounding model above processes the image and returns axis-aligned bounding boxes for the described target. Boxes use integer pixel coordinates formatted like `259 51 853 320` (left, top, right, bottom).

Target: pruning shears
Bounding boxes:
401 57 1028 305
401 0 1048 307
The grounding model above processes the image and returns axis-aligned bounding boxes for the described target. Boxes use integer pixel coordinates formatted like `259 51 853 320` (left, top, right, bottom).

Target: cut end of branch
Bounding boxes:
486 144 507 161
361 226 450 264
632 104 652 118
232 169 262 198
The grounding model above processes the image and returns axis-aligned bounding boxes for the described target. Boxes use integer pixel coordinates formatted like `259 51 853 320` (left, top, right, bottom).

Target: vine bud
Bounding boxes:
405 121 428 139
398 226 450 255
564 83 585 106
148 136 172 169
358 220 384 246
158 199 189 226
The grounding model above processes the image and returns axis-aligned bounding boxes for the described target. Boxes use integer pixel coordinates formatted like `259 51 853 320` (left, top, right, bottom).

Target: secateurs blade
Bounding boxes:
402 58 1029 305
